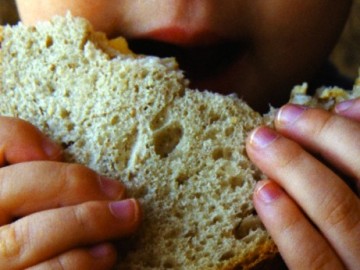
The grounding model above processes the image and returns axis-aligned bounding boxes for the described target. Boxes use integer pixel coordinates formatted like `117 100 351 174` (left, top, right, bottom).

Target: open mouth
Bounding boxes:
128 39 245 83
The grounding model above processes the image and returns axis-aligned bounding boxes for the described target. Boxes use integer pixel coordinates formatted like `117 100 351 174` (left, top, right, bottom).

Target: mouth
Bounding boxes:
128 39 246 84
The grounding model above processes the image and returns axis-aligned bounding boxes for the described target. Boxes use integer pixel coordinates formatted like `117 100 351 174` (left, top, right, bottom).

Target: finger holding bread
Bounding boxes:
335 97 360 121
253 179 345 269
26 243 117 270
246 126 360 270
0 162 126 224
275 104 360 193
0 116 63 165
0 199 141 269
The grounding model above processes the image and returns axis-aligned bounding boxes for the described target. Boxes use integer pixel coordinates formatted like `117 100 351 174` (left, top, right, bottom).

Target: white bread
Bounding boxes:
1 15 278 269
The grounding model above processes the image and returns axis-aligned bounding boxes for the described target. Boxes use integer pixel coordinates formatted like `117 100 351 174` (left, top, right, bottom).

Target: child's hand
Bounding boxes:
246 101 360 270
0 117 141 270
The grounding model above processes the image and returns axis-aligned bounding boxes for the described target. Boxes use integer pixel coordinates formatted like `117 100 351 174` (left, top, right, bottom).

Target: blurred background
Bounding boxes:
1 0 360 82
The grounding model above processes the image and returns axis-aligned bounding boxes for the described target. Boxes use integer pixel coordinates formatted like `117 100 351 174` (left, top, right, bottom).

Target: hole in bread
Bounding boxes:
229 175 244 189
59 108 70 118
153 123 183 158
45 35 54 48
237 204 257 218
110 115 120 125
66 123 74 131
211 215 222 224
212 147 233 161
61 141 74 149
233 216 263 241
209 112 221 124
198 104 207 112
175 173 189 186
220 251 235 261
225 126 235 137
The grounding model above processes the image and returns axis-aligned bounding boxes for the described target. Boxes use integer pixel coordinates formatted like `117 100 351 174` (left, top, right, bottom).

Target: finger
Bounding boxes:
246 127 360 270
253 180 345 269
0 117 63 165
0 199 141 269
275 104 360 188
26 243 117 270
335 98 360 121
0 162 126 223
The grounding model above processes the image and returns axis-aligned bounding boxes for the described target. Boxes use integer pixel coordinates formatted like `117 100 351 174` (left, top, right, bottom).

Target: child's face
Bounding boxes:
16 0 352 111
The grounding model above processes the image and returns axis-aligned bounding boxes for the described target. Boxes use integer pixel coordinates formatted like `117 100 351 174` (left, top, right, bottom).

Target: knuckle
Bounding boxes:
307 250 335 270
274 140 304 171
279 213 302 237
311 112 338 139
322 192 360 233
4 117 34 136
50 256 66 270
64 164 97 192
72 202 102 235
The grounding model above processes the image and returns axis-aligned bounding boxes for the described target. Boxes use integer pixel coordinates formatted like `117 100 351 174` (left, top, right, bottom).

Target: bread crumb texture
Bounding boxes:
0 15 277 269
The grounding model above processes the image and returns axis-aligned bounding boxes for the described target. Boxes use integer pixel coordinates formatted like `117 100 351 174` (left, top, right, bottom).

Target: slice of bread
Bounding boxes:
0 15 277 269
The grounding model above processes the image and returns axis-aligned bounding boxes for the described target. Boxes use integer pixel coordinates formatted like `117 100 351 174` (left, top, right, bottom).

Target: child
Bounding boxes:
0 0 358 269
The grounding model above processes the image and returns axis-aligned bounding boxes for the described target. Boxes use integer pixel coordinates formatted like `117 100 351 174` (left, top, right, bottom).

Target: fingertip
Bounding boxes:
254 180 284 205
275 104 308 128
87 243 118 270
89 243 117 261
109 199 142 234
41 136 64 161
0 117 64 163
334 99 356 114
247 126 279 149
335 98 360 121
98 176 126 200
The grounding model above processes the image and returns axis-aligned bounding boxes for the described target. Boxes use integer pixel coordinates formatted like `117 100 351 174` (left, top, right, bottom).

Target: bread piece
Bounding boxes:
289 82 360 110
0 15 277 269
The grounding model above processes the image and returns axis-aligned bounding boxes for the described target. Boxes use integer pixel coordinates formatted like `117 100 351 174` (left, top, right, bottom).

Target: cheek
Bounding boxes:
249 0 351 79
16 0 117 33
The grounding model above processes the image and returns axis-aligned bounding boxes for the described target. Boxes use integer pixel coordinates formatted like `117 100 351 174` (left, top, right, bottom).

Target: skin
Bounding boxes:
1 0 357 269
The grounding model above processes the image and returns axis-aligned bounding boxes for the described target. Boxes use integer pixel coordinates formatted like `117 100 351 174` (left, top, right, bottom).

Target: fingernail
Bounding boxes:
249 127 279 149
276 104 308 126
255 180 284 204
335 99 355 113
99 176 125 199
41 137 63 159
109 199 137 223
89 243 114 258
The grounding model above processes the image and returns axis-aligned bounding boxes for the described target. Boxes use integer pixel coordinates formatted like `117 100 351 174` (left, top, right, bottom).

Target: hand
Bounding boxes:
246 101 360 270
0 117 141 270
